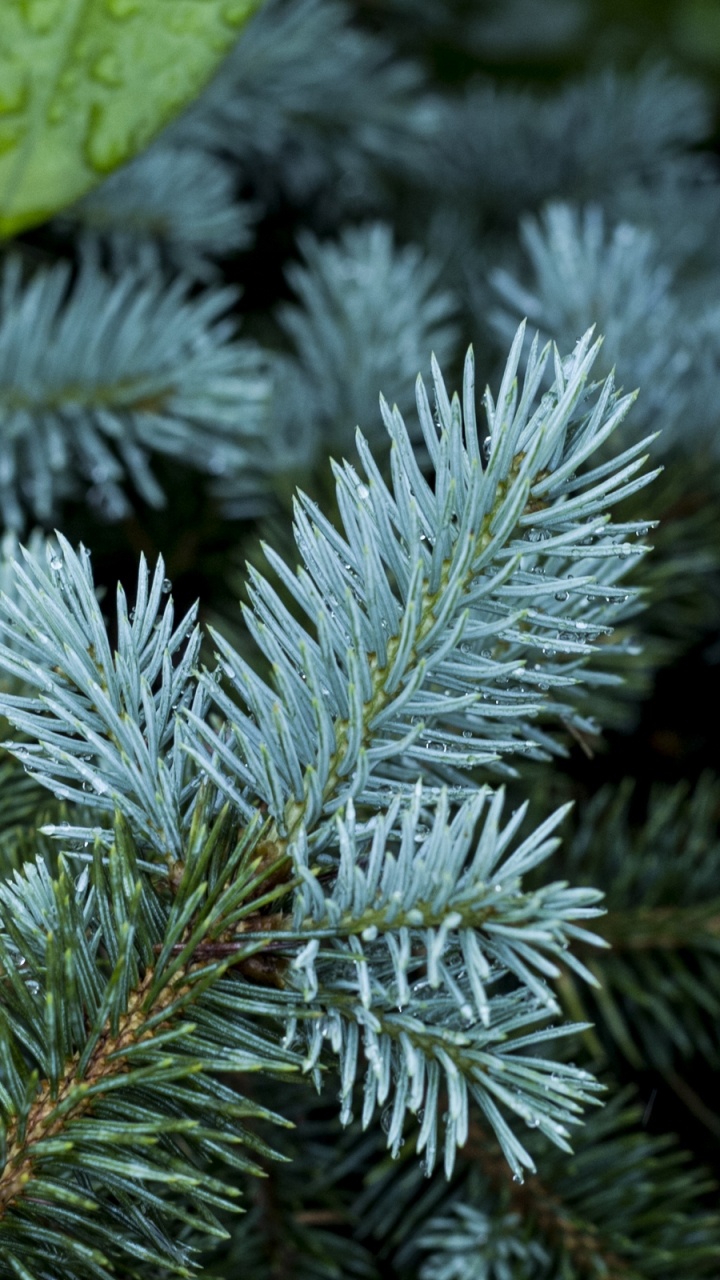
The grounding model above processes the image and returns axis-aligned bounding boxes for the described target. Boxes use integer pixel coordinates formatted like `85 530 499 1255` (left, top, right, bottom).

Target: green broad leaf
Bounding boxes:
0 0 264 237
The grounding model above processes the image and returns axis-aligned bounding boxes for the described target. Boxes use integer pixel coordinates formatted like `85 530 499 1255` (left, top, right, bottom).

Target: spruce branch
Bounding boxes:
170 0 437 212
489 202 690 444
0 255 270 527
351 1090 720 1278
413 1094 720 1279
0 533 89 881
0 330 654 861
275 222 459 450
236 1081 719 1280
284 783 604 1180
0 810 301 1279
211 222 459 515
0 328 655 1209
62 144 256 283
0 3 714 1273
550 777 720 1078
200 1098 381 1279
0 538 204 860
190 326 655 849
425 65 711 218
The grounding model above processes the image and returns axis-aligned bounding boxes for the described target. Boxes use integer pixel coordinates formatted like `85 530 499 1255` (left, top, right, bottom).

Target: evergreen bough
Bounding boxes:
0 329 658 1273
1 1 720 1275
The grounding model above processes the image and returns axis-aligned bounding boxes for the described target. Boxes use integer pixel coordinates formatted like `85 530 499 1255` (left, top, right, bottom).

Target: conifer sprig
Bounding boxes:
190 325 655 847
0 330 654 857
64 144 256 282
275 222 459 450
0 810 302 1279
0 257 269 527
554 777 720 1084
413 1093 720 1279
0 542 204 860
0 3 715 1273
172 0 436 210
489 201 689 444
0 329 655 1259
285 782 604 1179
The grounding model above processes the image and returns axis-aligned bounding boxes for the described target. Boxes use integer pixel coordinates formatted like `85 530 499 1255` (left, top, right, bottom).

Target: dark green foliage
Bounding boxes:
556 778 720 1078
